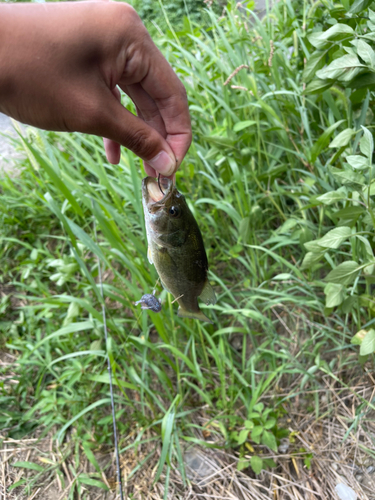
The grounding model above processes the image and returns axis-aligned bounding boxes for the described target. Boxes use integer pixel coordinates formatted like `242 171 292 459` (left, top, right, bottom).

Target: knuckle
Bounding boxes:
178 82 188 101
125 128 159 159
113 2 143 30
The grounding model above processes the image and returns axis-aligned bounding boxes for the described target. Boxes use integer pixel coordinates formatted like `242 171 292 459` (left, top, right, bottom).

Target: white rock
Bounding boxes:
335 483 357 500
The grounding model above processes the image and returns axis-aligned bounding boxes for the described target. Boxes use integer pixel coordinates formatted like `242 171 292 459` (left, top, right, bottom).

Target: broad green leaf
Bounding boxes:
356 235 374 275
342 296 358 313
251 425 263 444
346 155 368 170
316 55 364 82
331 167 366 187
315 226 352 249
264 417 276 429
261 430 278 451
355 40 375 67
304 79 333 94
237 458 250 471
329 128 356 148
346 71 375 89
350 0 373 14
12 461 44 472
324 283 346 307
335 206 364 220
233 120 257 132
360 126 374 158
308 24 354 50
63 301 80 326
301 251 325 270
276 218 298 234
250 455 263 475
237 429 250 445
244 420 254 430
304 240 327 252
253 402 264 412
369 8 375 23
325 261 360 285
360 329 375 355
310 120 345 162
303 50 328 81
317 188 347 205
351 329 368 345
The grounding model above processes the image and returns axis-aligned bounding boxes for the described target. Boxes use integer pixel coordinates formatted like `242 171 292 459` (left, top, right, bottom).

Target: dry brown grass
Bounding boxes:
2 368 375 500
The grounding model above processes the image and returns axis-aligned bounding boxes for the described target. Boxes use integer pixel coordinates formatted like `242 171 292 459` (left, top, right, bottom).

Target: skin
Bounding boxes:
0 1 192 176
142 177 211 321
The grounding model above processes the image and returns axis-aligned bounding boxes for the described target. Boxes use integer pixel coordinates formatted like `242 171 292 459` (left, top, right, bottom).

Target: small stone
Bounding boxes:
366 465 375 474
355 474 363 483
184 447 218 485
278 438 289 454
335 483 357 500
331 463 338 471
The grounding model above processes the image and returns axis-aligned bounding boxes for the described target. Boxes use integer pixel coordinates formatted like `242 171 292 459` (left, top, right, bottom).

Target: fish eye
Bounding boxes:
169 206 180 217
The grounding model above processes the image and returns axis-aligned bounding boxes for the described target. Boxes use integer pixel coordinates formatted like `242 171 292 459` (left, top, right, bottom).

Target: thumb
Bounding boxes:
96 93 176 176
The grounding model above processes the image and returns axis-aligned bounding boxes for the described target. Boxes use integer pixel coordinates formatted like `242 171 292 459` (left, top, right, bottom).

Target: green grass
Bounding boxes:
1 0 374 496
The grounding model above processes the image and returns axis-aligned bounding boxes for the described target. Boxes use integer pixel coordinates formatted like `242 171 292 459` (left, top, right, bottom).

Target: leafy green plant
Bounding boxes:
302 0 375 355
2 0 375 495
230 402 280 474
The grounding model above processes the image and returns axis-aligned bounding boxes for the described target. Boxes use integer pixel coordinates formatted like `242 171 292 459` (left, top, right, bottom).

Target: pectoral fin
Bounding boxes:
199 280 217 305
178 306 213 324
147 246 153 265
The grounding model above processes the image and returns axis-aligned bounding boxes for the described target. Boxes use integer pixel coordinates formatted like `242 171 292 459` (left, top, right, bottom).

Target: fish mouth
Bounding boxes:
142 176 174 208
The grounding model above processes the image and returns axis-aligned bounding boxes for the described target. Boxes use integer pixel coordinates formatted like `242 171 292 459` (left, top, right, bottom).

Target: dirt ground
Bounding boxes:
1 359 375 500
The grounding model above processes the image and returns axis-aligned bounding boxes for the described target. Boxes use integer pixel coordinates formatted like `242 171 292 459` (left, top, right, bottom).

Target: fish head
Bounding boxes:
142 176 191 247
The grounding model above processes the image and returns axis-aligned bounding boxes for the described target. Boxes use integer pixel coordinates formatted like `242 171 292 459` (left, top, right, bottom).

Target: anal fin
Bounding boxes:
178 306 213 324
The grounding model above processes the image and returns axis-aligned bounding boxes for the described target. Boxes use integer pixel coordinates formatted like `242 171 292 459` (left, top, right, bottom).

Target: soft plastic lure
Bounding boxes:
134 290 162 313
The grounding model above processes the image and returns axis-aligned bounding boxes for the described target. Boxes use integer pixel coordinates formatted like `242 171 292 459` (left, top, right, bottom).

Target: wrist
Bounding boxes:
0 6 17 116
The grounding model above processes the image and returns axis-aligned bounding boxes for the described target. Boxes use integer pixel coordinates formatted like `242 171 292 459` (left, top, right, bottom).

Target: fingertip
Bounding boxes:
143 162 157 177
103 138 121 164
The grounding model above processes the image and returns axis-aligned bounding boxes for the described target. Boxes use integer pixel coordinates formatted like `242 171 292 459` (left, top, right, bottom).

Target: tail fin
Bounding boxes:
178 307 213 324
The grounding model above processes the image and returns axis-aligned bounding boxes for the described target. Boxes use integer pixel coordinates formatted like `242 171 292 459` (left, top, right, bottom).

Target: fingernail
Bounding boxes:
148 150 175 176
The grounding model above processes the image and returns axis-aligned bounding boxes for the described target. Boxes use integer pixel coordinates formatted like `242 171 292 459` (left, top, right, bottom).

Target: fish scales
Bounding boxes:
141 176 216 322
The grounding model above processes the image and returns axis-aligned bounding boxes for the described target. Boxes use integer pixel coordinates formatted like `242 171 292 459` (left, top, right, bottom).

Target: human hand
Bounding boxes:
0 1 191 176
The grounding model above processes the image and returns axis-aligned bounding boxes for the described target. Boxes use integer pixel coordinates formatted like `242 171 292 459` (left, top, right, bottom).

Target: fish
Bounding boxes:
141 176 216 323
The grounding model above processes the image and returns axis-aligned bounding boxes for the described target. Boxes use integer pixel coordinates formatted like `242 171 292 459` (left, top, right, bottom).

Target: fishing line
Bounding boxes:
92 201 124 500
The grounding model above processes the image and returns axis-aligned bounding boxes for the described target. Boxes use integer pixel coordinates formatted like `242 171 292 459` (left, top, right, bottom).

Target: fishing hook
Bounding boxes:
158 173 164 195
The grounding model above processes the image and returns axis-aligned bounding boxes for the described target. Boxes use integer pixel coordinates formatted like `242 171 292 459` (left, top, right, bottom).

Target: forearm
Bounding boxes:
0 2 191 171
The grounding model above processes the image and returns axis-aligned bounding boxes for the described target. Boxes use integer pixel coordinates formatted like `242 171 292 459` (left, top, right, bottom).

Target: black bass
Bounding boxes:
142 176 216 323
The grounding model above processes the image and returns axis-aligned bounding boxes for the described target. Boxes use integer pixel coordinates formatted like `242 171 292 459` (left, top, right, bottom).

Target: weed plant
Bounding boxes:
1 0 375 495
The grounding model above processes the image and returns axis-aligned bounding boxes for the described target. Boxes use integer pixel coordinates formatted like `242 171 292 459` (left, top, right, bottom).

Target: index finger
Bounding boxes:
136 44 192 171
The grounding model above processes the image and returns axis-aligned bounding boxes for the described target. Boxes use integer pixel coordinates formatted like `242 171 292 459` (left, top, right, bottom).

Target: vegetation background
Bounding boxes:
1 0 375 498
